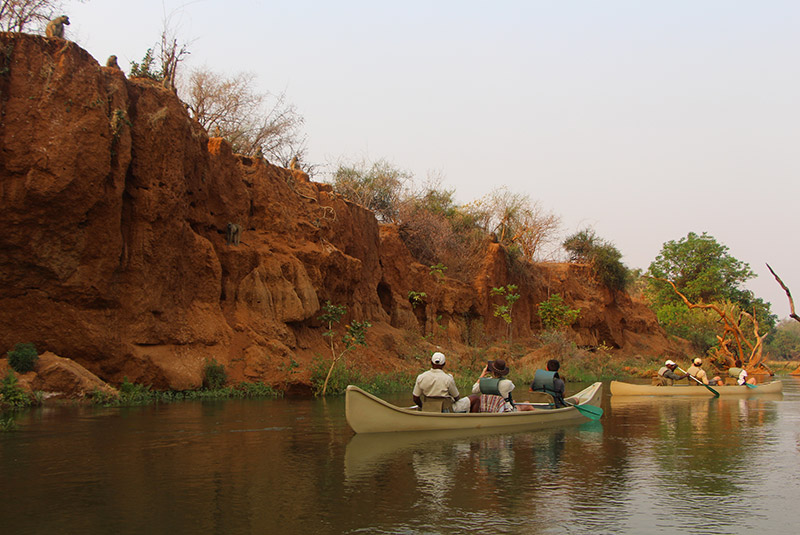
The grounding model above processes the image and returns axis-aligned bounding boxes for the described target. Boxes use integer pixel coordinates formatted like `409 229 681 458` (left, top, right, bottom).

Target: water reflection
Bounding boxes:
1 380 800 534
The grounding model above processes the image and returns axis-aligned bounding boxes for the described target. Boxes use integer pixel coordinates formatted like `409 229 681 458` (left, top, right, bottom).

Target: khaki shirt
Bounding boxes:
687 365 709 385
413 369 459 399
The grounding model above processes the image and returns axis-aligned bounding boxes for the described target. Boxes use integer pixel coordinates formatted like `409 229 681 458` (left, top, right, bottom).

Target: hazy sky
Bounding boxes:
61 0 799 318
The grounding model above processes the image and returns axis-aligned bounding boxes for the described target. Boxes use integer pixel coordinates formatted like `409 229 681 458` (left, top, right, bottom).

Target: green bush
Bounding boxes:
1 371 31 408
203 359 227 390
7 343 38 373
563 228 630 291
538 294 580 331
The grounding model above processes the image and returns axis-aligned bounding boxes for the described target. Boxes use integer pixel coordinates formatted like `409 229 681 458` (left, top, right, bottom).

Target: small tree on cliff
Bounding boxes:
318 301 371 396
330 159 411 223
537 294 580 331
491 285 520 345
462 187 561 261
184 68 307 165
129 12 189 91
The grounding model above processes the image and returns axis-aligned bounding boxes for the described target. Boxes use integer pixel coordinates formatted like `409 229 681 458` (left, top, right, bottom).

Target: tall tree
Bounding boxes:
646 232 771 317
646 232 775 352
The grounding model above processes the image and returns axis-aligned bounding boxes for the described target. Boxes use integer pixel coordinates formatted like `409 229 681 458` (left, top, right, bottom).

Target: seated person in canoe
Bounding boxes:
655 359 689 386
727 359 756 385
530 359 567 408
452 359 539 413
412 352 461 412
686 358 723 386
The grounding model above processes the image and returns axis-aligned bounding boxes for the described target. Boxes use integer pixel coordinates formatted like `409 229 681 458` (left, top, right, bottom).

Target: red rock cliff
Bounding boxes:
0 34 674 390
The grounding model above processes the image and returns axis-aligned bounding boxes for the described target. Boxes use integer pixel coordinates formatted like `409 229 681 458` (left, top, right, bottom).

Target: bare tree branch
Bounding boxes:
767 263 799 322
648 276 769 371
1 0 68 33
183 68 307 166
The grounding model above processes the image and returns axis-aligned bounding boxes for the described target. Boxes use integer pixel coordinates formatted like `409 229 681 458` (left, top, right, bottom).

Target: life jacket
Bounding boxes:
531 370 557 395
479 377 504 396
728 367 743 378
478 377 513 405
531 370 566 407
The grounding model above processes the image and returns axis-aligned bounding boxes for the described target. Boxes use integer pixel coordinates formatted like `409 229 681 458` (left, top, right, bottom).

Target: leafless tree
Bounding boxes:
159 30 189 91
183 67 307 165
0 0 75 33
462 187 561 261
767 263 799 323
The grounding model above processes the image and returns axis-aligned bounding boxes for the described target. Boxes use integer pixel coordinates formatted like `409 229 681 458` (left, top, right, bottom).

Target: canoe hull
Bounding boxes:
610 380 783 396
345 382 603 434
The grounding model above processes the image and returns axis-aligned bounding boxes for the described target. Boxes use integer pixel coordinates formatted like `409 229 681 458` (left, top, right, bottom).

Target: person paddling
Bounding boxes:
656 360 689 386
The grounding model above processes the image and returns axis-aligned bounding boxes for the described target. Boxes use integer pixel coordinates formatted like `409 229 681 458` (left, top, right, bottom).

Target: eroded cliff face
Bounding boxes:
0 34 674 391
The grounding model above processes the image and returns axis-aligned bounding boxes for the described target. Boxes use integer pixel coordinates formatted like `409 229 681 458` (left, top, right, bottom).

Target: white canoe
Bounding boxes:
345 382 603 434
609 380 783 396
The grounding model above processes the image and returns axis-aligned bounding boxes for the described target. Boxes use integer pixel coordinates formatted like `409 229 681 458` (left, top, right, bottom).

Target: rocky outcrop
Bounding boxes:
11 351 117 398
0 33 675 393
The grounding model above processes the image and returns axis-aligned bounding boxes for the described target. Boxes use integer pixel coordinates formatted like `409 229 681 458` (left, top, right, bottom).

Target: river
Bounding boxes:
2 377 799 534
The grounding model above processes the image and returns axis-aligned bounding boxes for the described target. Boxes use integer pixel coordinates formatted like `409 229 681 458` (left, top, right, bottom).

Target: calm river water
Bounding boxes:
2 377 800 534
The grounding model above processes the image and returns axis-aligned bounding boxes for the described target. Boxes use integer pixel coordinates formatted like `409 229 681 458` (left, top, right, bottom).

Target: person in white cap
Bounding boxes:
656 359 688 386
686 358 710 385
412 352 460 412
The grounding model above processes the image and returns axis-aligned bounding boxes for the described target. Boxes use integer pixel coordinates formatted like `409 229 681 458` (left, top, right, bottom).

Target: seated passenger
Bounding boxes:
686 358 710 385
530 359 567 408
412 352 460 412
655 360 688 386
452 359 516 412
728 359 756 385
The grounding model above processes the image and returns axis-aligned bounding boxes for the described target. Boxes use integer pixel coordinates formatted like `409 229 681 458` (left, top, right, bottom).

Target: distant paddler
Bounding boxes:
686 358 723 386
655 360 689 386
728 359 757 385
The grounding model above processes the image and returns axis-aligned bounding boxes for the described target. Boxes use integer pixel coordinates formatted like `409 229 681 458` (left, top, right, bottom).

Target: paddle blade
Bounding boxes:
744 382 758 389
572 403 603 421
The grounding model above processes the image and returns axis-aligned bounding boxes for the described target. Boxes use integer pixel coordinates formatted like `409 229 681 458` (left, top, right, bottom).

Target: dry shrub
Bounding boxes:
397 203 487 282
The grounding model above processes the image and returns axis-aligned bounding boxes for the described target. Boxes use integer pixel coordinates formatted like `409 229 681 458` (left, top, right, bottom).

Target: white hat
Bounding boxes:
693 358 702 366
665 359 677 366
431 352 446 365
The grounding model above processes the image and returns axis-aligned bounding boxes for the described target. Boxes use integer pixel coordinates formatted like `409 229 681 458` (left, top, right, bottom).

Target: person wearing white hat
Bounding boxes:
656 359 688 386
686 358 710 385
412 352 460 412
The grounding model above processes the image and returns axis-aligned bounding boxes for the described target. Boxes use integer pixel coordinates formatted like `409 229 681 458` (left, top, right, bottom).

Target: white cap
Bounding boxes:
431 352 446 365
693 358 702 366
665 359 677 366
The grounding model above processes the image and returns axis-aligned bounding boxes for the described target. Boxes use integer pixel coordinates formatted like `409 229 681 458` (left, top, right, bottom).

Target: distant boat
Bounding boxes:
345 382 603 434
610 380 783 396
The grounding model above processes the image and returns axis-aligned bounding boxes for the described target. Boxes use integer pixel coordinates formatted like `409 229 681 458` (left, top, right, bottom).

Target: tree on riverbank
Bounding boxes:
646 232 775 353
651 278 770 374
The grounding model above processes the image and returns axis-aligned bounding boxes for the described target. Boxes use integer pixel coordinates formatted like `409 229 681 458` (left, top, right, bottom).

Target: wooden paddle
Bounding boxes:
677 367 720 398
